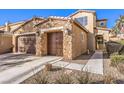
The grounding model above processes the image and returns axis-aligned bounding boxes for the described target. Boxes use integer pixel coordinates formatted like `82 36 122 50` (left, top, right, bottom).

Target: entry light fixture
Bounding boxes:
64 29 72 35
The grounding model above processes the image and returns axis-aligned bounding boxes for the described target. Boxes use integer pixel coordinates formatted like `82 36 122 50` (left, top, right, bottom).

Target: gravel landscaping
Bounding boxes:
21 51 124 84
103 51 124 83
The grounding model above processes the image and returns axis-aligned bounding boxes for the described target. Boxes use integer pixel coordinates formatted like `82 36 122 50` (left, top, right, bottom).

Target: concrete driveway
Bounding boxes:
0 53 62 84
0 53 40 72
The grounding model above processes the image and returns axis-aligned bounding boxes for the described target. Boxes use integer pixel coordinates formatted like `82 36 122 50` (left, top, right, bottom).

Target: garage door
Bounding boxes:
47 32 63 56
17 34 36 54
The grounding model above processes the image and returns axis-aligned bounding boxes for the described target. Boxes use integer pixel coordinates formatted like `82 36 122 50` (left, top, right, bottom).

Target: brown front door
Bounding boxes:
47 32 63 56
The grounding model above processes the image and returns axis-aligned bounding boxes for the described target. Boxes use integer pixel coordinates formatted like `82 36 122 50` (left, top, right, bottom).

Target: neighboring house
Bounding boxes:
95 19 111 50
0 21 24 32
0 31 13 54
0 10 111 60
69 10 111 51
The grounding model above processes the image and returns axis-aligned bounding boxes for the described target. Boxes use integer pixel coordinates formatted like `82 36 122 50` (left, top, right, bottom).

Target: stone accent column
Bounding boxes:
12 35 17 53
36 32 47 56
63 30 73 60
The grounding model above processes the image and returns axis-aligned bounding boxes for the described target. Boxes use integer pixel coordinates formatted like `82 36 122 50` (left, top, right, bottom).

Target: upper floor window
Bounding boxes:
100 22 105 26
75 16 88 26
81 32 84 41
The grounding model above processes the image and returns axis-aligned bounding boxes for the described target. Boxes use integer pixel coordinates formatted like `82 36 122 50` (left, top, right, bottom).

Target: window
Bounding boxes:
100 22 104 26
75 16 88 26
81 32 84 41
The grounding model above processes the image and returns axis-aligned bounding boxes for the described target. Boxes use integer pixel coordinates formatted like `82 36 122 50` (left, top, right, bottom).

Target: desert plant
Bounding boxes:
110 54 124 66
117 63 124 74
118 40 124 45
103 74 116 84
33 71 49 84
55 71 73 84
76 71 91 84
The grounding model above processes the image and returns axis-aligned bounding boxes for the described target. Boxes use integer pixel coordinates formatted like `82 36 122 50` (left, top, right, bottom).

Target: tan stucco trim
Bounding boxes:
69 10 96 17
95 27 111 31
14 32 36 36
40 26 64 32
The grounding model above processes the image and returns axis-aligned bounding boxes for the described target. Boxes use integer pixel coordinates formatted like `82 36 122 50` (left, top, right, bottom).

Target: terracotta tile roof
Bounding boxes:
35 16 89 33
49 16 71 20
34 16 71 27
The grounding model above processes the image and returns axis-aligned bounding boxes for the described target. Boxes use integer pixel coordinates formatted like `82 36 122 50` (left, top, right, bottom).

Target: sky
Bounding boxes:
0 9 124 28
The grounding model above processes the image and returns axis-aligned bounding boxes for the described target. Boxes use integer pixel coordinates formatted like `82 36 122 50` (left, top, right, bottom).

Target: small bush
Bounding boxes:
110 54 124 66
117 63 124 74
33 71 49 84
103 74 116 84
117 40 124 45
55 71 73 84
76 72 91 84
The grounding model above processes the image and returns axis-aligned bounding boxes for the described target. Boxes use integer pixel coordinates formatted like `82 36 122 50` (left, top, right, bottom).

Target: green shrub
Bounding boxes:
110 54 124 66
118 40 124 45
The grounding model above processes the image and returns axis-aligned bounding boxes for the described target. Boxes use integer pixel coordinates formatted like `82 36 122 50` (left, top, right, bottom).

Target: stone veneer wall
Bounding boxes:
36 32 47 56
35 29 73 60
63 30 73 60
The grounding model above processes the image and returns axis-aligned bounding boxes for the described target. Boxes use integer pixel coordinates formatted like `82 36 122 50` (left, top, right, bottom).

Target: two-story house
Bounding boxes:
0 10 111 59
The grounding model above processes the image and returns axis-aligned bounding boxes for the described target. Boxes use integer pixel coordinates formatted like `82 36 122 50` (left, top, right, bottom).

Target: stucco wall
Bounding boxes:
96 29 110 41
72 23 88 59
103 31 109 42
71 12 96 51
96 20 107 28
0 34 13 54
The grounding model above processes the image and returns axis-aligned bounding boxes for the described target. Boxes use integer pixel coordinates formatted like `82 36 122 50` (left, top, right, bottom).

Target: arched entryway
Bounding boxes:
96 35 104 50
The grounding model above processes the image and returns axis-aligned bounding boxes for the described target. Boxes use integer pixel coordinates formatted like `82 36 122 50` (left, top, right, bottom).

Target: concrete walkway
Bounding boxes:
83 50 103 75
53 50 103 75
53 61 85 71
0 53 63 84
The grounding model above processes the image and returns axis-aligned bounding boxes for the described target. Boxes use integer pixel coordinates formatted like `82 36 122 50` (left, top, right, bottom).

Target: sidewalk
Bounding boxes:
52 51 103 75
83 50 103 75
